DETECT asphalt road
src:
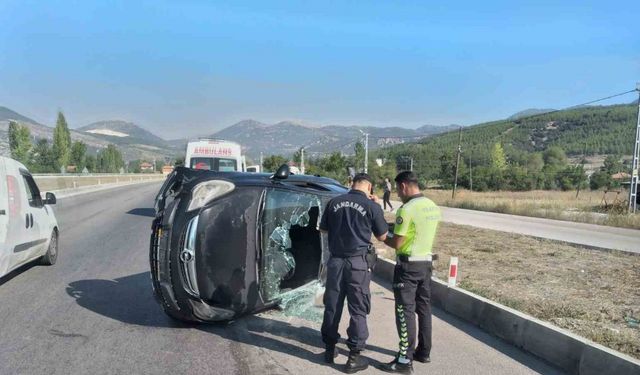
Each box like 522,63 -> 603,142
384,199 -> 640,254
439,206 -> 640,254
0,183 -> 564,374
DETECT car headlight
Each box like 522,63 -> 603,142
187,180 -> 235,212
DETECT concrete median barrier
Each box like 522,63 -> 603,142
34,174 -> 166,198
374,257 -> 640,375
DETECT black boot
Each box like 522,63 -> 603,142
413,350 -> 430,363
324,345 -> 338,364
344,351 -> 368,374
379,356 -> 413,374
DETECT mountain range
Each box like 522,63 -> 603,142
192,120 -> 459,160
0,106 -> 458,162
5,103 -> 618,165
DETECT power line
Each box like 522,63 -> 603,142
380,89 -> 640,144
509,89 -> 638,124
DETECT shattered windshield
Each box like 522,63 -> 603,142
260,189 -> 324,303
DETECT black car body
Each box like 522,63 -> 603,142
150,166 -> 348,322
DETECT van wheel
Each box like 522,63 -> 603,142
40,230 -> 58,266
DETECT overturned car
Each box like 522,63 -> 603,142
150,165 -> 348,322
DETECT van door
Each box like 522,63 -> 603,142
3,162 -> 31,273
12,171 -> 48,263
0,158 -> 10,275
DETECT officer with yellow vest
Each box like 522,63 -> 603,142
381,171 -> 441,374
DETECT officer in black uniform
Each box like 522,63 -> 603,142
319,173 -> 388,373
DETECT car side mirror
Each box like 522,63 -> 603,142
272,164 -> 290,180
45,192 -> 57,205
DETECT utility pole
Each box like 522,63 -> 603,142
576,142 -> 587,199
469,156 -> 473,192
364,132 -> 369,174
452,126 -> 463,199
260,152 -> 264,172
628,83 -> 640,213
410,157 -> 414,172
300,148 -> 305,175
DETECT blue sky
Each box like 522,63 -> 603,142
0,0 -> 638,139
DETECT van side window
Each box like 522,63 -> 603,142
21,173 -> 43,208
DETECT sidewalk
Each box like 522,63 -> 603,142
230,279 -> 563,374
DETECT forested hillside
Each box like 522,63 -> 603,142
374,103 -> 638,191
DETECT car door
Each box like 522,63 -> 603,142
259,188 -> 325,302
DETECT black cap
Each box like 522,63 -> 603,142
353,173 -> 372,184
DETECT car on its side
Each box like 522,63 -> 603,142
150,165 -> 348,322
0,156 -> 59,279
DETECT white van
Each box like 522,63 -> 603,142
0,156 -> 59,279
185,139 -> 245,172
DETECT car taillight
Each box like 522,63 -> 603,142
7,176 -> 20,217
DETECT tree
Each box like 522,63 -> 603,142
590,170 -> 613,190
129,160 -> 141,173
85,155 -> 96,173
602,155 -> 623,175
543,146 -> 567,169
558,165 -> 587,191
490,143 -> 507,171
8,121 -> 32,165
368,161 -> 398,192
52,111 -> 72,169
526,153 -> 544,172
323,152 -> 347,174
97,145 -> 124,173
262,155 -> 287,172
30,139 -> 56,173
69,141 -> 87,171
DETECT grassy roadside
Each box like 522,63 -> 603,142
375,215 -> 640,359
389,189 -> 640,230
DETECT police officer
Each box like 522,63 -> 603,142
381,171 -> 441,374
319,173 -> 388,373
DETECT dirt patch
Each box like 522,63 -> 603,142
375,213 -> 640,359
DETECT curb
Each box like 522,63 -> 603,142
373,257 -> 640,375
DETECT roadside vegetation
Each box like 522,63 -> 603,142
375,217 -> 640,360
8,112 -> 126,173
416,189 -> 640,230
377,103 -> 637,192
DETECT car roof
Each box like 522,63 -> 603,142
0,156 -> 28,171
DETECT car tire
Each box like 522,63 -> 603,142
40,230 -> 58,266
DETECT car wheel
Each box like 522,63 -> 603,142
40,230 -> 58,266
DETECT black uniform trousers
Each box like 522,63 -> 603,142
321,254 -> 372,352
393,260 -> 432,360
